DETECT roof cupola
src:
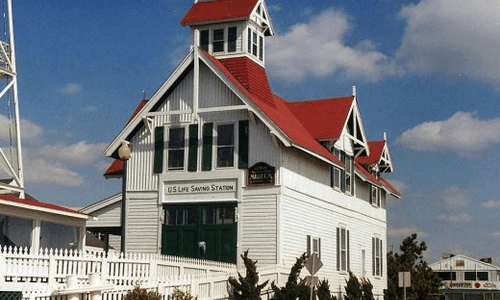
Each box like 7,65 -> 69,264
181,0 -> 274,67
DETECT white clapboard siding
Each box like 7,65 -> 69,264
240,193 -> 278,265
86,201 -> 121,228
280,188 -> 387,296
199,63 -> 241,109
127,70 -> 194,191
248,117 -> 281,175
126,192 -> 160,253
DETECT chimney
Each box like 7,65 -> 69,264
480,258 -> 493,264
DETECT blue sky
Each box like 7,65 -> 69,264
2,0 -> 500,263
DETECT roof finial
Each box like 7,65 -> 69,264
352,85 -> 356,97
383,132 -> 387,141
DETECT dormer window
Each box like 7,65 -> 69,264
200,30 -> 209,51
198,26 -> 239,54
213,29 -> 225,52
228,27 -> 237,52
247,28 -> 264,61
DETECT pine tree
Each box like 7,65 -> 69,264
384,233 -> 441,300
271,253 -> 310,300
361,278 -> 374,300
228,250 -> 269,300
317,279 -> 336,300
344,271 -> 362,300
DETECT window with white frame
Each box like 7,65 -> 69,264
168,127 -> 185,170
216,124 -> 235,168
228,27 -> 237,53
331,167 -> 341,190
200,29 -> 209,51
371,185 -> 380,207
307,235 -> 321,259
247,28 -> 263,61
344,154 -> 353,195
337,227 -> 350,272
213,28 -> 225,52
373,237 -> 383,276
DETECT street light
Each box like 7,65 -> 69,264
118,141 -> 131,253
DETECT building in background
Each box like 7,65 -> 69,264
88,0 -> 400,297
431,254 -> 500,299
0,194 -> 89,253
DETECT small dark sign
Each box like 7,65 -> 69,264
248,162 -> 275,186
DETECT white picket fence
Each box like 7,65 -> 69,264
0,246 -> 288,300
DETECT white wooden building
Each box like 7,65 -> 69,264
0,194 -> 89,253
431,254 -> 500,292
93,0 -> 400,296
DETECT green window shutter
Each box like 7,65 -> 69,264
318,238 -> 321,260
347,230 -> 350,270
154,126 -> 164,173
336,227 -> 340,271
372,237 -> 376,276
238,120 -> 249,169
188,124 -> 198,172
307,235 -> 311,257
380,239 -> 383,276
202,123 -> 213,171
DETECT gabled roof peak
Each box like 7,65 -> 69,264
182,0 -> 260,26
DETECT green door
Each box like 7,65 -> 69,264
161,203 -> 237,263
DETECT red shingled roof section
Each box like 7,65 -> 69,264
104,159 -> 124,177
182,0 -> 258,26
357,141 -> 385,166
104,100 -> 148,177
219,57 -> 275,108
286,97 -> 353,141
380,177 -> 402,198
0,194 -> 86,216
204,53 -> 342,166
354,161 -> 401,197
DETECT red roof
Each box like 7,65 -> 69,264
203,52 -> 343,166
0,194 -> 87,216
182,0 -> 259,26
287,97 -> 353,141
354,162 -> 401,198
104,159 -> 124,177
380,177 -> 401,198
357,140 -> 385,166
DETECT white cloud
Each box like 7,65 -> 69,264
388,227 -> 428,240
440,185 -> 470,209
389,179 -> 409,195
481,200 -> 500,210
59,83 -> 82,96
436,213 -> 471,223
23,157 -> 84,187
20,141 -> 108,187
34,141 -> 107,165
0,113 -> 43,142
266,9 -> 398,82
396,0 -> 500,83
396,112 -> 500,152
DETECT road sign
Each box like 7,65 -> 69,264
305,276 -> 319,286
399,272 -> 411,287
305,253 -> 323,275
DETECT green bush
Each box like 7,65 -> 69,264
228,250 -> 269,300
171,288 -> 198,300
123,286 -> 162,300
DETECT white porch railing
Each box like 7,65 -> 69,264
0,246 -> 288,300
